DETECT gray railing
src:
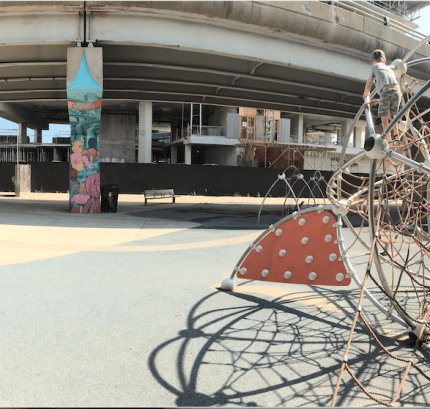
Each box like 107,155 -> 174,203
333,1 -> 426,41
190,125 -> 226,137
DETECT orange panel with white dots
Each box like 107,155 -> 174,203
237,211 -> 350,286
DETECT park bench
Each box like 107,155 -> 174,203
144,188 -> 176,205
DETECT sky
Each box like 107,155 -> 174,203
416,5 -> 430,35
1,5 -> 430,143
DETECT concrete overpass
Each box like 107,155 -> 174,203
0,1 -> 430,165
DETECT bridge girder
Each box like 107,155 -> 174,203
0,1 -> 429,126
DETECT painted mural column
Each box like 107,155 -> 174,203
67,47 -> 103,213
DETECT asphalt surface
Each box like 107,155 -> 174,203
0,192 -> 429,407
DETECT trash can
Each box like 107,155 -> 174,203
101,184 -> 120,213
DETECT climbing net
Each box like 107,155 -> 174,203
223,37 -> 430,407
328,51 -> 430,406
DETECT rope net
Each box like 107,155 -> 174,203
330,78 -> 430,406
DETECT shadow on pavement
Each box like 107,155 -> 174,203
0,196 -> 284,230
128,204 -> 283,230
148,283 -> 430,407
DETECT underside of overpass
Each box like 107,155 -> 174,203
1,1 -> 430,165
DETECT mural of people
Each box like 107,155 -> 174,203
71,139 -> 93,195
82,137 -> 100,160
70,172 -> 101,213
67,48 -> 103,213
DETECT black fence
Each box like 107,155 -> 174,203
0,162 -> 369,198
0,163 -> 15,192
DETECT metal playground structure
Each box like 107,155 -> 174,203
222,36 -> 430,406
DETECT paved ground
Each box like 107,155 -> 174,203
0,192 -> 429,407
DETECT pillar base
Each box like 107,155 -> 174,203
14,164 -> 31,197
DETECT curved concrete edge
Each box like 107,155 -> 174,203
2,1 -> 430,68
86,1 -> 430,72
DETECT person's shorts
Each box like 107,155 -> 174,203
378,88 -> 401,117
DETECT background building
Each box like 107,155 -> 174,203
1,1 -> 430,193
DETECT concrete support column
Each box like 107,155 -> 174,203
14,164 -> 31,197
185,144 -> 192,165
171,144 -> 178,164
18,123 -> 27,144
53,147 -> 60,162
35,129 -> 42,144
340,121 -> 352,146
354,127 -> 364,148
171,118 -> 181,143
67,46 -> 103,213
324,132 -> 331,145
138,101 -> 152,163
297,114 -> 304,144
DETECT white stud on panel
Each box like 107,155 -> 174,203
329,253 -> 337,262
309,272 -> 317,281
240,267 -> 247,275
336,273 -> 344,282
322,216 -> 330,224
233,210 -> 350,287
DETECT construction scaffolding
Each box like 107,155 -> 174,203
368,0 -> 430,19
236,139 -> 337,170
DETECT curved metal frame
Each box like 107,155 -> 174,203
327,47 -> 430,331
257,166 -> 320,224
228,35 -> 430,337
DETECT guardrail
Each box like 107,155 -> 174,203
333,1 -> 426,41
190,125 -> 226,137
0,130 -> 18,145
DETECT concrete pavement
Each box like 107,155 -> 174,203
0,192 -> 428,407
